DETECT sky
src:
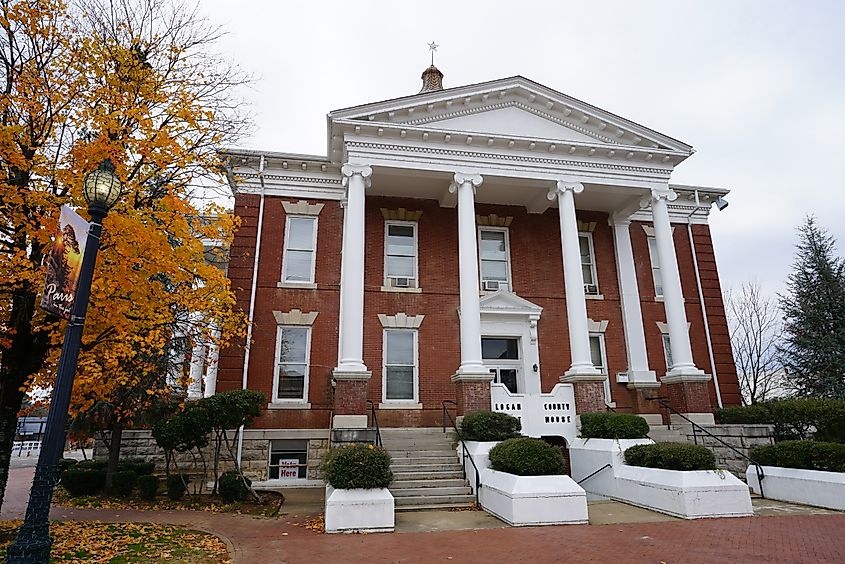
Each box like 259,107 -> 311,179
198,0 -> 845,298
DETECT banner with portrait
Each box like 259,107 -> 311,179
40,205 -> 89,319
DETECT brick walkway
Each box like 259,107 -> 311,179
6,468 -> 845,563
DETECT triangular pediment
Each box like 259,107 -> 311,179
479,290 -> 543,317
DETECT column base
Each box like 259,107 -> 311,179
627,380 -> 662,418
332,369 -> 372,416
560,374 -> 608,414
451,370 -> 493,416
661,372 -> 713,422
563,364 -> 602,378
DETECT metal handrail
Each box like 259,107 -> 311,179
656,397 -> 765,498
441,401 -> 481,505
577,463 -> 612,485
366,400 -> 382,448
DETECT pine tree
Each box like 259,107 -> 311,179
778,217 -> 845,399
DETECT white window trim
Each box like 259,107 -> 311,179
478,226 -> 513,292
271,325 -> 312,406
383,220 -> 419,289
589,332 -> 613,406
281,215 -> 318,285
381,328 -> 420,406
579,232 -> 600,296
646,235 -> 663,299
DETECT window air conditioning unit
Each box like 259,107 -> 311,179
616,372 -> 629,384
585,284 -> 598,295
392,277 -> 411,288
482,280 -> 500,292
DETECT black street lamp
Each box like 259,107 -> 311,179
6,160 -> 122,563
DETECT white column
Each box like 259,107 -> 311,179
187,341 -> 205,399
551,181 -> 600,377
451,172 -> 488,376
204,327 -> 220,397
334,164 -> 372,376
611,216 -> 657,383
649,187 -> 705,377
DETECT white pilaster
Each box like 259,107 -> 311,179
648,187 -> 706,378
187,341 -> 205,399
451,172 -> 489,378
611,216 -> 657,384
334,164 -> 372,376
551,181 -> 601,378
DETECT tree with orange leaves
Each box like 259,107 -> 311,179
0,0 -> 249,507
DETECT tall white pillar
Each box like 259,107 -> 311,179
451,172 -> 488,376
551,181 -> 600,377
610,216 -> 657,383
204,327 -> 220,397
334,164 -> 372,376
649,188 -> 705,377
187,341 -> 205,399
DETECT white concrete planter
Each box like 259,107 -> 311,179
479,469 -> 588,526
569,437 -> 653,499
324,486 -> 395,533
458,441 -> 498,493
615,465 -> 752,519
747,465 -> 845,511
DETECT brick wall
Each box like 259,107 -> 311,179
218,193 -> 741,429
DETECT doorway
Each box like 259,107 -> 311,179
482,337 -> 521,394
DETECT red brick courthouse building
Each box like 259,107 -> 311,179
215,69 -> 740,484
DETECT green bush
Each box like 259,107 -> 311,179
323,444 -> 393,489
75,459 -> 108,471
750,440 -> 845,472
60,468 -> 106,496
58,458 -> 78,473
624,442 -> 716,471
166,474 -> 190,500
716,398 -> 845,443
459,411 -> 522,442
579,412 -> 650,440
137,475 -> 160,501
118,458 -> 155,476
111,470 -> 137,497
218,471 -> 252,503
489,437 -> 565,476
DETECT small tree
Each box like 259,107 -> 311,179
152,401 -> 211,494
778,217 -> 845,399
726,281 -> 785,404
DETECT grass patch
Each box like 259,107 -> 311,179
0,520 -> 229,563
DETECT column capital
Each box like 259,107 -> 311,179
341,164 -> 373,187
644,186 -> 678,205
548,180 -> 584,200
451,172 -> 483,189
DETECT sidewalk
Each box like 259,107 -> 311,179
5,467 -> 845,563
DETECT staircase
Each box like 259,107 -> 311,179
648,424 -> 691,443
381,428 -> 475,511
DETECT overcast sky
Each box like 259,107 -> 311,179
199,0 -> 845,298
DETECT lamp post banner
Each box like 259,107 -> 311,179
40,205 -> 89,319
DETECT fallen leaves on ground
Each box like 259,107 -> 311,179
0,520 -> 230,563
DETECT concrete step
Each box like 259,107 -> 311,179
393,494 -> 476,507
390,478 -> 468,489
391,463 -> 463,473
390,450 -> 457,458
380,428 -> 455,437
393,470 -> 465,481
390,456 -> 459,465
390,486 -> 473,497
395,502 -> 476,512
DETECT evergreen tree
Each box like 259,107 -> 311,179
778,217 -> 845,399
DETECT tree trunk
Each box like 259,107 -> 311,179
0,400 -> 22,512
105,422 -> 123,492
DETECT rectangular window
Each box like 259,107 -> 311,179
282,216 -> 317,284
384,222 -> 418,286
482,337 -> 520,394
274,326 -> 310,401
383,329 -> 417,401
589,334 -> 612,404
579,233 -> 599,295
269,439 -> 308,479
479,228 -> 511,291
647,236 -> 663,297
662,333 -> 673,370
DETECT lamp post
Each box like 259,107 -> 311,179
6,160 -> 122,563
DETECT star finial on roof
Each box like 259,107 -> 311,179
427,41 -> 439,65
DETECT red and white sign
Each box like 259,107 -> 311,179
277,458 -> 300,479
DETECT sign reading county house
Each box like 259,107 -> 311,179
40,205 -> 89,319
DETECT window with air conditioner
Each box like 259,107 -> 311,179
579,233 -> 599,295
384,222 -> 418,288
479,228 -> 511,292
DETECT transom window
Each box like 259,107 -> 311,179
282,216 -> 317,284
647,236 -> 663,297
384,222 -> 418,287
589,333 -> 612,404
274,326 -> 310,401
383,329 -> 418,401
579,233 -> 599,295
479,228 -> 511,292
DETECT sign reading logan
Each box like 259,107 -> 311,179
40,205 -> 90,319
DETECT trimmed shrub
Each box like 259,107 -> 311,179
716,398 -> 845,443
60,468 -> 106,496
489,437 -> 565,476
579,412 -> 650,440
137,474 -> 160,501
166,474 -> 190,500
118,458 -> 155,476
624,442 -> 716,471
750,440 -> 845,473
75,459 -> 108,471
111,470 -> 138,497
218,471 -> 252,503
459,411 -> 522,442
323,444 -> 393,489
58,458 -> 78,473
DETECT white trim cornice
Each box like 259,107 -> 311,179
282,200 -> 324,216
378,313 -> 425,329
587,318 -> 609,333
273,309 -> 318,326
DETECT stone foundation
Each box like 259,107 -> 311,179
678,424 -> 775,478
